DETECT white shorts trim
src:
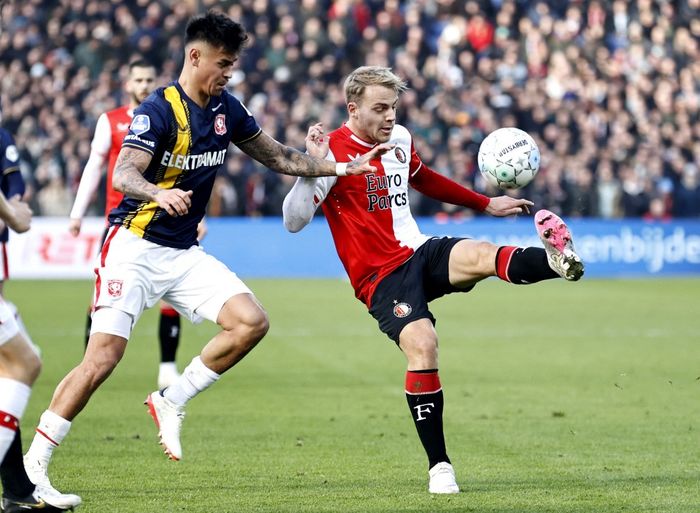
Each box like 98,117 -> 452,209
91,307 -> 134,339
93,227 -> 252,330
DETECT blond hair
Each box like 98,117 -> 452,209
343,66 -> 408,104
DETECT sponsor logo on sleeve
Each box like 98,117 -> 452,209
5,145 -> 18,162
130,114 -> 150,135
123,135 -> 155,148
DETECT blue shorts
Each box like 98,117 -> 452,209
368,237 -> 475,343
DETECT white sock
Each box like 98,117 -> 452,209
26,410 -> 72,465
159,362 -> 178,375
163,356 -> 219,407
0,377 -> 31,461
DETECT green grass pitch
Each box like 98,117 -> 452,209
5,278 -> 699,513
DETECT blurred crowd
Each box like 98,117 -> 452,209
0,0 -> 699,219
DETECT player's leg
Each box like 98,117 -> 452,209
368,247 -> 458,494
24,321 -> 129,496
0,335 -> 39,463
398,319 -> 459,494
144,251 -> 268,461
447,237 -> 569,289
1,426 -> 80,511
146,293 -> 268,461
157,302 -> 181,389
0,320 -> 81,509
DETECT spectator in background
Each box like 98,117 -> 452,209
673,164 -> 700,217
0,0 -> 698,220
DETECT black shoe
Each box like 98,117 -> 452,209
1,491 -> 73,512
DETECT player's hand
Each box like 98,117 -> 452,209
346,143 -> 395,176
196,218 -> 208,241
484,196 -> 533,217
155,189 -> 193,217
69,218 -> 82,236
305,123 -> 330,160
7,195 -> 32,233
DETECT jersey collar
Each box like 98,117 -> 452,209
173,81 -> 220,113
340,123 -> 377,148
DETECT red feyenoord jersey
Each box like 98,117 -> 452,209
103,105 -> 132,217
319,124 -> 430,306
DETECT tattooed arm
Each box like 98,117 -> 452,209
113,147 -> 192,216
237,131 -> 391,177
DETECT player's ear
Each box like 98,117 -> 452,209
188,46 -> 200,67
347,102 -> 358,119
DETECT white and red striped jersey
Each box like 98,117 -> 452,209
283,123 -> 490,305
70,105 -> 132,221
291,124 -> 431,305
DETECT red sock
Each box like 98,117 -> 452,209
405,370 -> 450,468
495,246 -> 558,284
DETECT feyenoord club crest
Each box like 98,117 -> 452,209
393,301 -> 412,318
107,279 -> 123,298
214,114 -> 226,135
394,147 -> 406,163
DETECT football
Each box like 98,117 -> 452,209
477,127 -> 540,190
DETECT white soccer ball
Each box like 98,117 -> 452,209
477,127 -> 540,190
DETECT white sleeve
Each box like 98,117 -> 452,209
282,175 -> 336,233
69,113 -> 111,219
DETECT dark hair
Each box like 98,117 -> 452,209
129,59 -> 155,71
185,11 -> 248,55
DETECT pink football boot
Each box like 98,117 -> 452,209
534,210 -> 584,281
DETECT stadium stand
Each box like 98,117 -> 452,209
0,0 -> 698,219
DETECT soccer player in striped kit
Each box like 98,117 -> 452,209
68,60 -> 185,389
24,13 -> 390,502
283,66 -> 584,494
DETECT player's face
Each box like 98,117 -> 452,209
126,66 -> 156,105
194,43 -> 238,97
348,85 -> 398,144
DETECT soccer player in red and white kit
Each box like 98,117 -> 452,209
283,66 -> 584,494
68,60 -> 183,389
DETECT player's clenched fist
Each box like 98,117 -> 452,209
155,188 -> 193,217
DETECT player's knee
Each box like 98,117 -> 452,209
242,309 -> 269,343
17,348 -> 41,385
399,321 -> 439,367
24,348 -> 42,383
472,240 -> 499,275
219,298 -> 269,343
408,338 -> 438,360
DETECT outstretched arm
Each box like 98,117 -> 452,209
237,131 -> 390,178
410,166 -> 532,216
69,113 -> 111,235
113,147 -> 192,217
